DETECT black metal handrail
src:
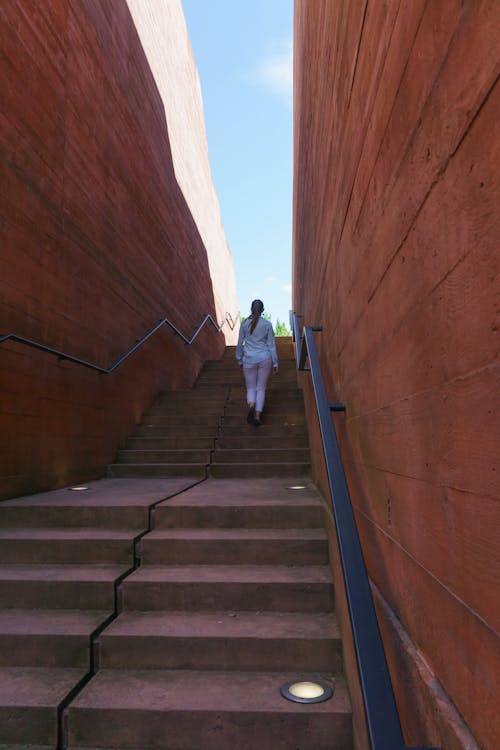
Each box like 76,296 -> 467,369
0,311 -> 237,374
290,311 -> 440,750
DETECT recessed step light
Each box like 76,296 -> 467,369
280,679 -> 334,704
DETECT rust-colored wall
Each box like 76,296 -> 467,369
0,0 -> 236,500
293,2 -> 499,749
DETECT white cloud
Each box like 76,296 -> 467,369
282,282 -> 292,294
256,38 -> 293,104
265,275 -> 277,283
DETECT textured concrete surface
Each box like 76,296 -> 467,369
0,667 -> 85,744
0,478 -> 199,527
0,475 -> 213,745
125,0 -> 238,334
0,528 -> 136,564
0,453 -> 350,747
99,609 -> 341,671
0,350 -> 352,748
293,1 -> 499,748
110,341 -> 311,479
140,527 -> 328,565
121,563 -> 333,612
0,564 -> 125,610
0,0 -> 237,500
0,610 -> 108,667
68,669 -> 351,750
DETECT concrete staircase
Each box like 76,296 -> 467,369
0,478 -> 197,749
0,339 -> 353,749
109,340 -> 311,479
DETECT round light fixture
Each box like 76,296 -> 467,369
280,679 -> 334,704
286,485 -> 307,490
68,486 -> 89,491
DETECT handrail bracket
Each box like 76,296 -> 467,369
329,402 -> 346,412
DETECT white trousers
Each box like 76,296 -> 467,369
243,358 -> 273,412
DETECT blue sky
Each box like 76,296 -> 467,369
181,0 -> 293,328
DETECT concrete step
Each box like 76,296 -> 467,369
157,386 -> 230,397
140,414 -> 220,426
66,669 -> 351,750
213,448 -> 310,464
150,403 -> 225,415
0,609 -> 108,667
150,394 -> 225,404
143,402 -> 225,424
0,564 -> 125,609
221,418 -> 305,429
98,610 -> 341,671
139,528 -> 327,565
133,424 -> 217,437
223,414 -> 305,426
121,564 -> 333,612
226,402 -> 305,414
197,377 -> 298,387
203,390 -> 302,406
0,529 -> 137,564
202,362 -> 298,374
127,436 -> 215,450
209,462 -> 311,478
108,464 -> 207,479
0,502 -> 148,530
154,503 -> 323,530
116,450 -> 211,465
154,390 -> 229,401
152,478 -> 324,529
0,478 -> 197,529
0,745 -> 53,750
147,405 -> 223,416
215,435 -> 308,449
220,424 -> 308,438
0,667 -> 86,745
225,401 -> 305,415
201,372 -> 298,383
197,369 -> 297,378
227,389 -> 303,401
227,387 -> 304,400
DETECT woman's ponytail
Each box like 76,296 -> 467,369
249,299 -> 264,334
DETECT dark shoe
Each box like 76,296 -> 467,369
246,406 -> 255,424
253,417 -> 262,427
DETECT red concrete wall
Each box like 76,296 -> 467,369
0,0 -> 229,500
293,2 -> 499,749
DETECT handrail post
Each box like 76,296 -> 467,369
291,312 -> 310,372
291,312 -> 302,367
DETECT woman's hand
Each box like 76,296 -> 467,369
273,365 -> 278,374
